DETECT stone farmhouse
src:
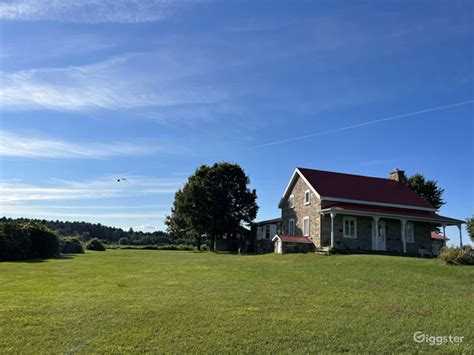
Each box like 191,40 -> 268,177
262,167 -> 464,255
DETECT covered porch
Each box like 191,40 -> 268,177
320,203 -> 465,255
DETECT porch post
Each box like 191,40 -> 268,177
442,224 -> 446,239
458,224 -> 463,248
400,218 -> 407,253
330,212 -> 336,248
373,216 -> 380,250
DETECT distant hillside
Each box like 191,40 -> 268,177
0,217 -> 177,245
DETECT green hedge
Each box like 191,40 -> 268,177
86,238 -> 106,251
0,222 -> 60,261
61,237 -> 84,254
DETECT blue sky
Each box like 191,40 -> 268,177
0,0 -> 472,245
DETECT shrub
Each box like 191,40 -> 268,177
86,238 -> 106,251
155,244 -> 194,251
0,223 -> 32,261
22,222 -> 60,259
61,237 -> 84,254
0,222 -> 60,261
201,243 -> 209,251
118,237 -> 130,245
438,246 -> 474,265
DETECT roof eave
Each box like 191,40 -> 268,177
320,196 -> 436,212
320,207 -> 464,225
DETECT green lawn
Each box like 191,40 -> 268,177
0,250 -> 472,353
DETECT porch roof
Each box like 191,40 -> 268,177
320,203 -> 464,225
431,232 -> 450,241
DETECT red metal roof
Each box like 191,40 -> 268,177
298,168 -> 434,209
431,232 -> 450,241
276,235 -> 314,244
321,203 -> 464,225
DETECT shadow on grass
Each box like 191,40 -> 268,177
7,254 -> 76,263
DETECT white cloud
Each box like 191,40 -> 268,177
133,224 -> 157,232
0,52 -> 223,111
3,209 -> 166,220
0,130 -> 159,158
0,175 -> 183,203
0,0 -> 175,24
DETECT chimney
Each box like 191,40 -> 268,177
388,168 -> 406,183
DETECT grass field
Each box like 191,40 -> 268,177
0,250 -> 472,353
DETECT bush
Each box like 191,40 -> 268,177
438,246 -> 474,265
0,223 -> 32,261
156,244 -> 195,251
23,222 -> 60,259
118,237 -> 130,245
0,222 -> 60,261
86,238 -> 106,251
61,237 -> 84,254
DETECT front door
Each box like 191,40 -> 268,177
373,220 -> 386,251
274,240 -> 282,254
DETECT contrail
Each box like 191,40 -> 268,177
251,99 -> 474,149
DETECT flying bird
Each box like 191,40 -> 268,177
117,178 -> 127,182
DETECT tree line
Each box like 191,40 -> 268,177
0,217 -> 174,245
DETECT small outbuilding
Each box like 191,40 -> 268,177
431,232 -> 449,256
272,234 -> 315,254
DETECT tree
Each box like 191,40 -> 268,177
405,173 -> 445,211
166,162 -> 258,251
118,237 -> 130,245
466,216 -> 474,243
86,238 -> 105,251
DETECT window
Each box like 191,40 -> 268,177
303,216 -> 310,236
288,219 -> 295,235
288,194 -> 294,208
265,226 -> 271,239
343,217 -> 357,238
405,222 -> 414,243
304,190 -> 311,205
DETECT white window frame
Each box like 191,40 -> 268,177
304,190 -> 311,205
405,222 -> 414,243
288,218 -> 295,235
288,194 -> 295,208
303,216 -> 310,236
343,217 -> 357,239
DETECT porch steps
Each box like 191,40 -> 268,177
315,247 -> 331,255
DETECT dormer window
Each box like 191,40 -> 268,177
288,194 -> 294,208
304,190 -> 310,205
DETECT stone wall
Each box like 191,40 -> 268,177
407,222 -> 433,253
320,212 -> 433,254
283,242 -> 315,254
281,175 -> 321,247
320,214 -> 373,250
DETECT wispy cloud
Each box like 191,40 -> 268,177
0,0 -> 176,24
0,130 -> 160,158
3,209 -> 166,220
133,224 -> 158,232
0,175 -> 183,203
251,100 -> 474,149
0,52 -> 223,111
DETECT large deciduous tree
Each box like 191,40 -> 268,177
165,162 -> 258,251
